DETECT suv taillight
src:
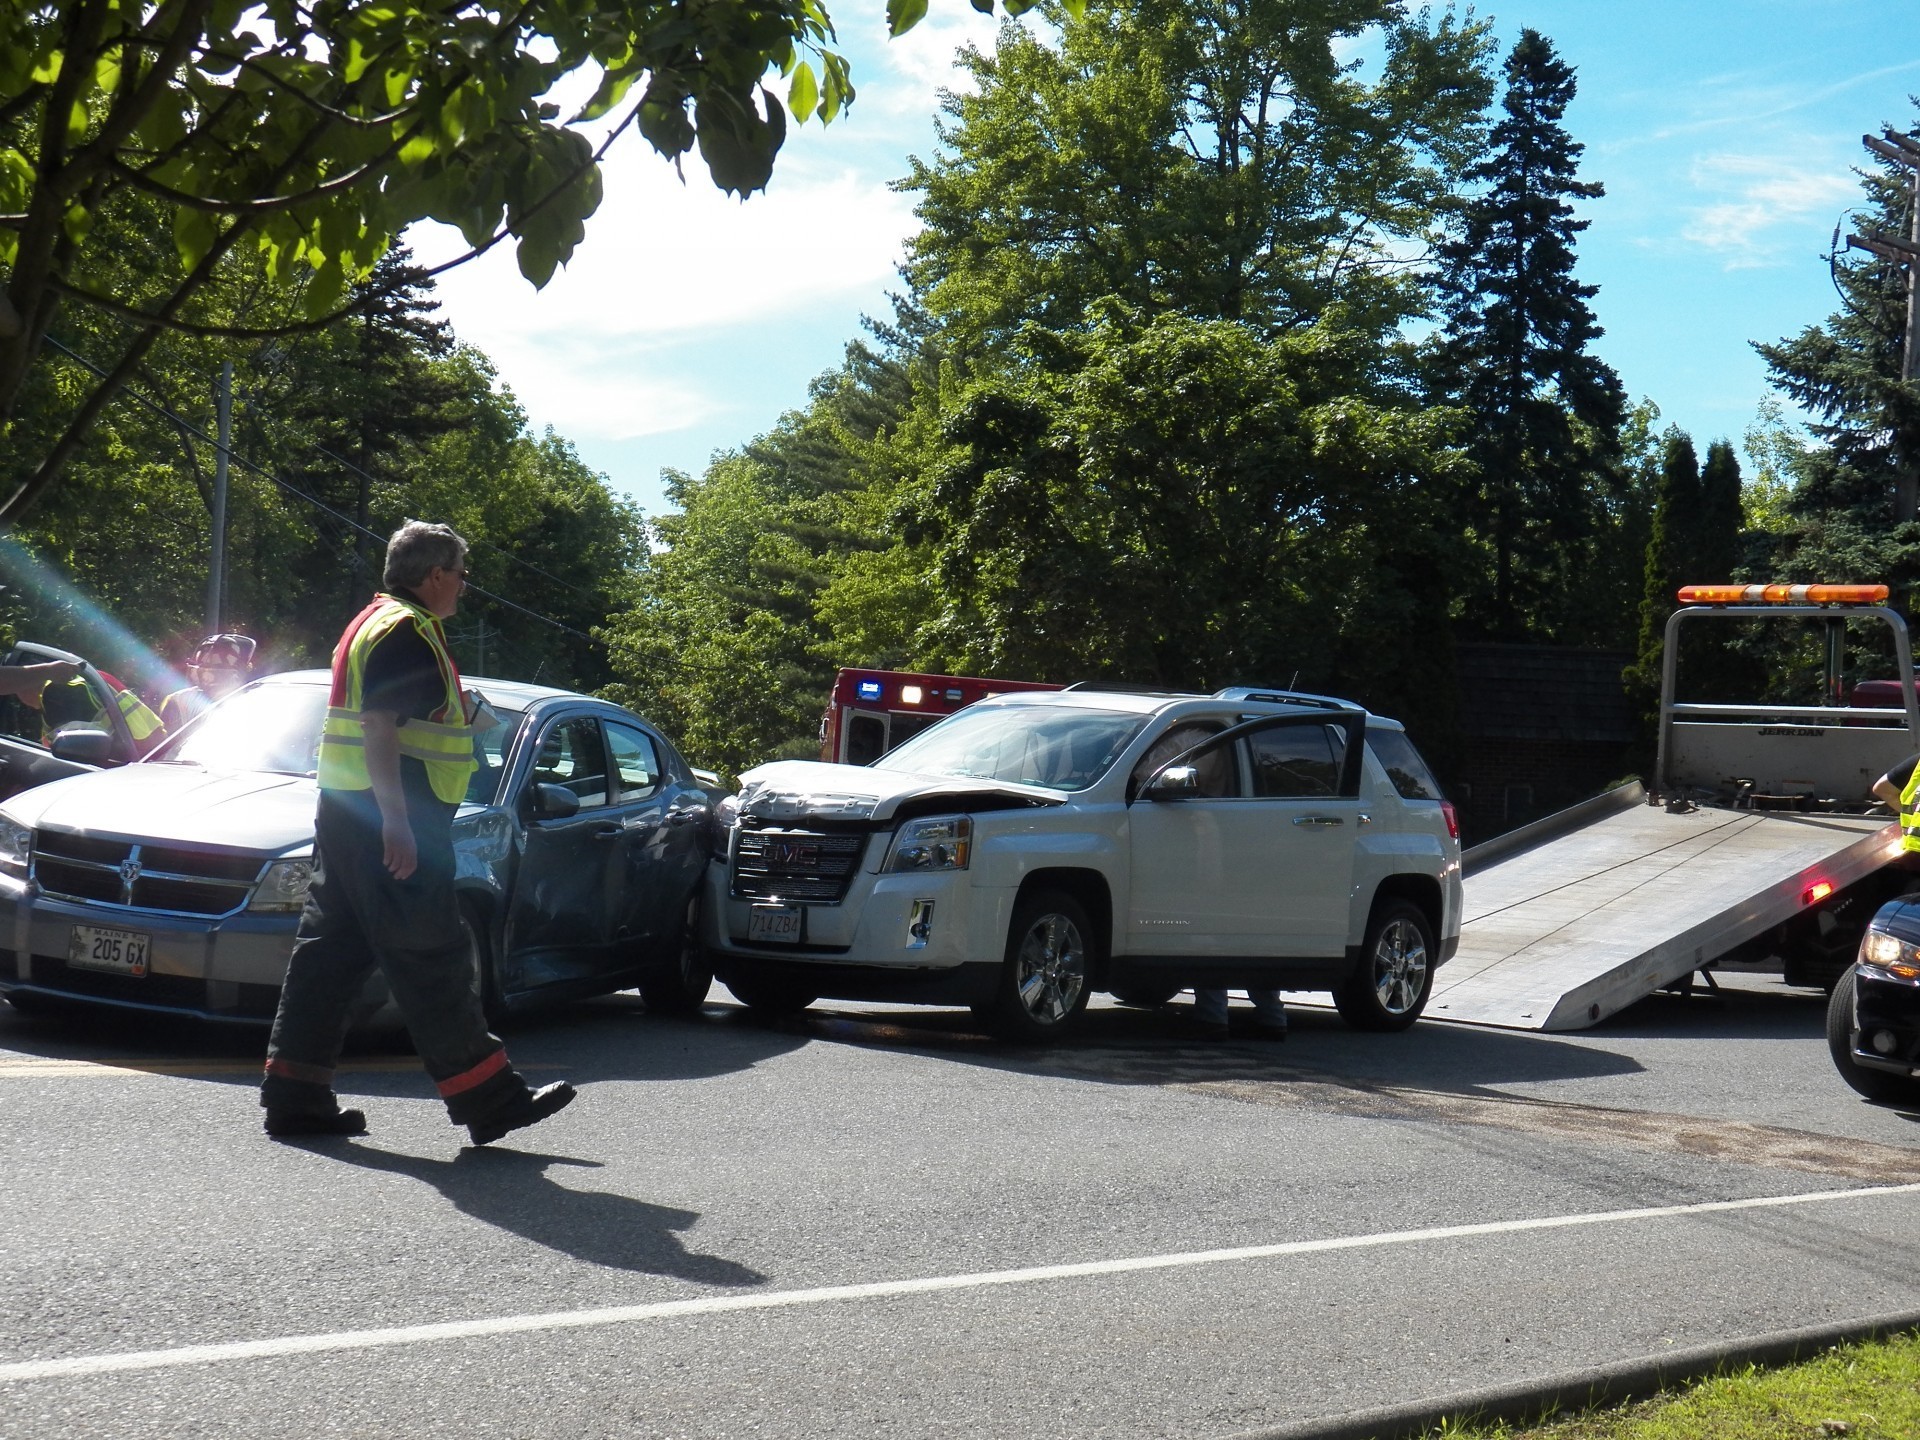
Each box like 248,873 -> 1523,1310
1440,800 -> 1459,840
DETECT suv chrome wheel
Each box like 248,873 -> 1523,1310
1334,898 -> 1434,1032
977,889 -> 1096,1041
1016,911 -> 1086,1023
1371,916 -> 1429,1016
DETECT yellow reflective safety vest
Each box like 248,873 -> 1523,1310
113,684 -> 165,744
316,594 -> 477,805
39,675 -> 163,747
1901,765 -> 1920,855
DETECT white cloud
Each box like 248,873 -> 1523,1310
1678,153 -> 1857,270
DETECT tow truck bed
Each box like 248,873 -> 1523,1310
1429,784 -> 1898,1031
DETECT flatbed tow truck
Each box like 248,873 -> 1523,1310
1431,585 -> 1920,1032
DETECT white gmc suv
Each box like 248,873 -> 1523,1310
702,686 -> 1462,1040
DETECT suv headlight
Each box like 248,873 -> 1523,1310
0,811 -> 29,878
885,816 -> 972,873
249,857 -> 315,913
1860,927 -> 1920,982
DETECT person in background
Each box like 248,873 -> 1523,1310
24,667 -> 168,757
1872,755 -> 1920,870
260,520 -> 575,1145
159,633 -> 257,731
1124,718 -> 1293,1042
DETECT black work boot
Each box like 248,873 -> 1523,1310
466,1081 -> 577,1147
264,1107 -> 368,1139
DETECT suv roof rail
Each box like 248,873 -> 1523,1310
1212,685 -> 1363,713
1060,681 -> 1207,697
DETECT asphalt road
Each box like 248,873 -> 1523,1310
2,975 -> 1917,1439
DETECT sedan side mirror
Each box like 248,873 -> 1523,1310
529,782 -> 580,821
1144,764 -> 1200,801
50,728 -> 116,767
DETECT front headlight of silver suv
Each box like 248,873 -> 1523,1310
0,810 -> 31,878
885,816 -> 972,873
249,857 -> 315,912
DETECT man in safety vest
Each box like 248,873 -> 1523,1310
260,520 -> 575,1143
28,669 -> 167,756
1872,756 -> 1920,865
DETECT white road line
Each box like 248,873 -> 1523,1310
6,1180 -> 1918,1384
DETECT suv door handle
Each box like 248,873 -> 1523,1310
666,808 -> 700,826
587,822 -> 622,840
1292,815 -> 1344,827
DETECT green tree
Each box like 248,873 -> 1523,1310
1431,28 -> 1624,640
0,197 -> 639,695
0,0 -> 1069,520
908,309 -> 1468,741
1624,429 -> 1702,715
902,0 -> 1494,357
1753,113 -> 1920,605
604,342 -> 917,776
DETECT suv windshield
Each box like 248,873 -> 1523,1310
876,704 -> 1147,791
154,683 -> 526,804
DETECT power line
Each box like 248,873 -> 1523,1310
38,334 -> 598,644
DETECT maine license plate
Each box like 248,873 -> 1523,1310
747,904 -> 804,945
68,924 -> 151,977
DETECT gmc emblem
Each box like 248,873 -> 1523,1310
769,842 -> 820,866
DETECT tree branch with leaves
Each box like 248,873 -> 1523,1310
0,0 -> 1074,522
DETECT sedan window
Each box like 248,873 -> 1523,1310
607,722 -> 661,801
530,717 -> 608,808
156,684 -> 330,775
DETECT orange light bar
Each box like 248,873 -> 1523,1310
1803,880 -> 1835,905
1677,583 -> 1889,606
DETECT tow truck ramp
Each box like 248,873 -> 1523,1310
1433,782 -> 1898,1032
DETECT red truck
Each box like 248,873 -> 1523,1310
819,668 -> 1059,764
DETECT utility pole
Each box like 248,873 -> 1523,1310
204,360 -> 232,633
1849,129 -> 1920,520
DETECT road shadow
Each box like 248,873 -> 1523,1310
1583,976 -> 1829,1041
309,1142 -> 767,1285
702,992 -> 1648,1101
0,991 -> 810,1092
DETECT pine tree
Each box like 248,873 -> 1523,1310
1625,430 -> 1703,711
1697,440 -> 1745,583
1754,111 -> 1920,602
1434,28 -> 1626,640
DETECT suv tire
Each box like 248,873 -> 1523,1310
976,888 -> 1095,1042
1335,898 -> 1433,1032
724,974 -> 817,1017
1827,967 -> 1920,1105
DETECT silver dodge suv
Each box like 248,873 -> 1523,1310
703,686 -> 1462,1039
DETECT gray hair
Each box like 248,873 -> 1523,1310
383,520 -> 467,592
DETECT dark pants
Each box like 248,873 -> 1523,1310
261,792 -> 524,1125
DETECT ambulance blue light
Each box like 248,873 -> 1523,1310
857,680 -> 883,701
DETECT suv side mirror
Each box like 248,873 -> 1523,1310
1144,764 -> 1200,801
50,729 -> 115,767
529,782 -> 580,821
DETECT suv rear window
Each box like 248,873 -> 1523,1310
1366,727 -> 1443,801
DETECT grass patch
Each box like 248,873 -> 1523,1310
1429,1330 -> 1920,1440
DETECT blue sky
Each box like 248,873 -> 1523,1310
412,2 -> 1920,520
